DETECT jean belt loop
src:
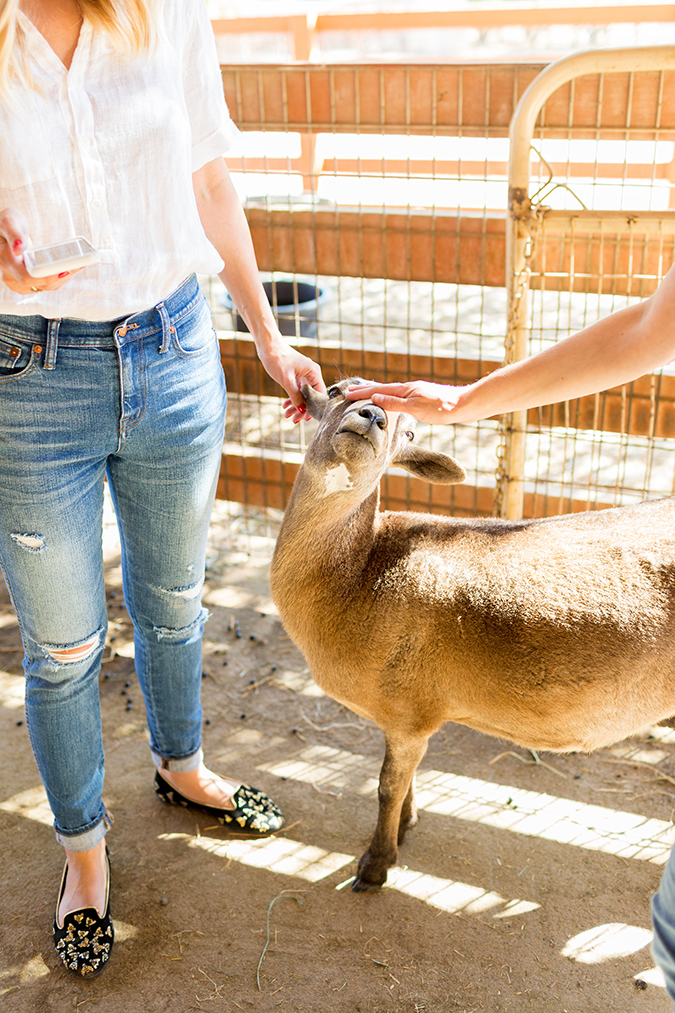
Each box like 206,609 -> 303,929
43,319 -> 61,370
157,301 -> 172,354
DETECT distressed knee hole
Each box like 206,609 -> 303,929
160,579 -> 203,600
152,608 -> 209,642
11,532 -> 46,552
44,636 -> 100,665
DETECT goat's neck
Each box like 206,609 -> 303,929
276,465 -> 381,565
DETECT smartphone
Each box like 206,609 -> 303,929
23,236 -> 100,278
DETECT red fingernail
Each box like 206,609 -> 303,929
12,240 -> 22,251
58,272 -> 70,278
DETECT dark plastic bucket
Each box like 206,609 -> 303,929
220,280 -> 329,340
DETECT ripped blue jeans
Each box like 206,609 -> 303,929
0,275 -> 226,851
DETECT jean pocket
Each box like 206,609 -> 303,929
0,335 -> 37,380
171,297 -> 216,358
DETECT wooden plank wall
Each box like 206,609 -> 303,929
222,63 -> 675,135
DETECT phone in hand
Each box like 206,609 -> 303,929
23,236 -> 100,278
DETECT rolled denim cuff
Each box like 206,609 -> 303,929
55,813 -> 110,852
151,747 -> 203,773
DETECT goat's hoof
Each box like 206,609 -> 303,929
351,876 -> 384,893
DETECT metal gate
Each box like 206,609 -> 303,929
502,46 -> 675,519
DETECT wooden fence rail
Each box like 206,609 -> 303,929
212,5 -> 675,62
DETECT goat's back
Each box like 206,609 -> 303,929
274,494 -> 675,752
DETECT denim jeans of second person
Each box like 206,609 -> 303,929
652,845 -> 675,1007
0,274 -> 227,851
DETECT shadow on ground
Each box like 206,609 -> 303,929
0,502 -> 673,1013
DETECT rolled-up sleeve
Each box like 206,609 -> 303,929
182,0 -> 241,171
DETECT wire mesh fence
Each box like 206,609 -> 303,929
206,63 -> 543,541
205,57 -> 675,546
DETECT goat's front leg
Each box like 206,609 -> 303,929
352,733 -> 428,892
398,778 -> 418,844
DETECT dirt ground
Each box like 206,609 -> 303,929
1,500 -> 675,1013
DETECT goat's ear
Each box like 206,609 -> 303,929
393,443 -> 467,485
300,384 -> 329,420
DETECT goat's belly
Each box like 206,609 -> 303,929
453,679 -> 675,753
455,713 -> 633,753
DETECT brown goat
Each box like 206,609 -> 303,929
270,377 -> 675,891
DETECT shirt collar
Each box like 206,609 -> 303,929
17,9 -> 92,79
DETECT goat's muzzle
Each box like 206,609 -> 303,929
357,404 -> 387,430
335,400 -> 388,454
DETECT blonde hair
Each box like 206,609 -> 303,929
0,1 -> 158,96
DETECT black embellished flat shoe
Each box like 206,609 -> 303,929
154,769 -> 284,835
53,847 -> 113,978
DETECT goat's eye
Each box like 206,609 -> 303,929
328,386 -> 342,399
406,430 -> 414,441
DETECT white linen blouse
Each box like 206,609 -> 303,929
0,0 -> 239,321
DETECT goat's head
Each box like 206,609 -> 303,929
301,378 -> 466,493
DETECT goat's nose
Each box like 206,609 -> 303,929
358,404 -> 387,430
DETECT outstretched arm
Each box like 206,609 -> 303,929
345,265 -> 675,425
193,157 -> 325,421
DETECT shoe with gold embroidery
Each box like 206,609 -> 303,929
154,769 -> 284,835
53,848 -> 113,977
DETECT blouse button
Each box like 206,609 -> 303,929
91,199 -> 102,210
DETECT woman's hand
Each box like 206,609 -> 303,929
0,208 -> 81,294
344,380 -> 466,424
258,342 -> 325,423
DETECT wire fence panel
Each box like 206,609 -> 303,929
209,62 -> 546,537
502,49 -> 675,520
207,55 -> 675,543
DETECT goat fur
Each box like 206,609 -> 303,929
270,378 -> 675,889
